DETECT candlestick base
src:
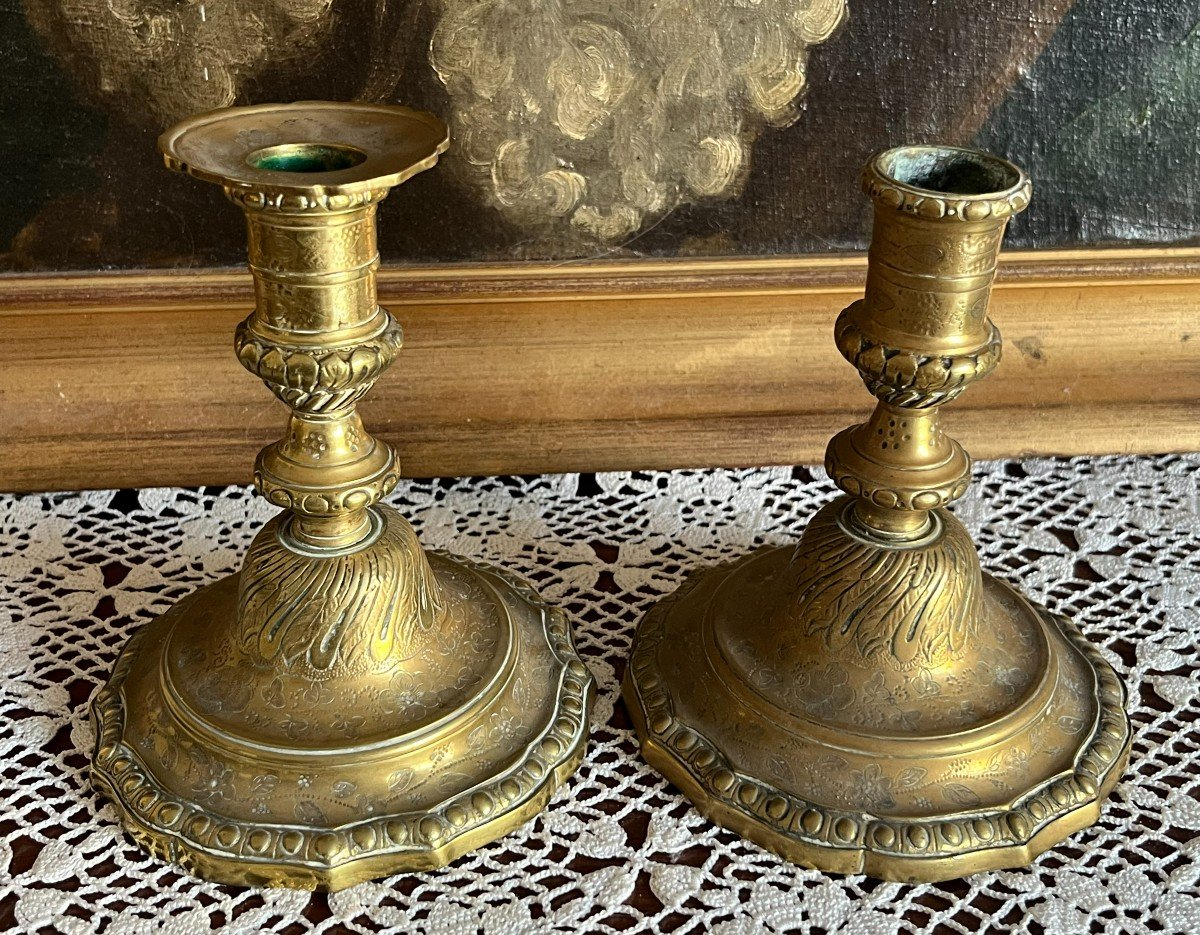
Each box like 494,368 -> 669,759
92,509 -> 592,891
624,500 -> 1129,882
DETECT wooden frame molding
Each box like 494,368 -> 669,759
2,248 -> 1197,492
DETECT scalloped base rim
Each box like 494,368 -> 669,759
91,740 -> 590,890
626,696 -> 1129,883
91,553 -> 594,891
624,550 -> 1131,883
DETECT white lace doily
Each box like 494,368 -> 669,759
1,456 -> 1198,934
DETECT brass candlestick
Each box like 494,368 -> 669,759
624,145 -> 1130,882
90,102 -> 593,890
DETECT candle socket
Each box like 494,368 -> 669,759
89,103 -> 593,890
624,145 -> 1130,881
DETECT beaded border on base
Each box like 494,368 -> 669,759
625,554 -> 1130,871
90,553 -> 594,886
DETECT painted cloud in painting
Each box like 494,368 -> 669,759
430,0 -> 846,242
23,0 -> 335,123
19,0 -> 844,252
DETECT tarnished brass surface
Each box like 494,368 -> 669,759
625,145 -> 1130,881
90,102 -> 593,890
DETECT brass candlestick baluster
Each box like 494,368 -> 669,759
90,102 -> 593,890
624,145 -> 1130,881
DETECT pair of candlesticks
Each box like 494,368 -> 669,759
89,102 -> 1130,890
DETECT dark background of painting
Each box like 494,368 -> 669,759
1,0 -> 1197,272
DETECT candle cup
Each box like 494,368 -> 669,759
90,102 -> 593,890
624,145 -> 1130,882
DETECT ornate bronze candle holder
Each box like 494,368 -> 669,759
624,145 -> 1130,881
90,102 -> 593,890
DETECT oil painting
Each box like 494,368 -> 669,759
0,0 -> 1196,271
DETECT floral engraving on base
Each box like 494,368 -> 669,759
627,556 -> 1130,869
90,556 -> 594,884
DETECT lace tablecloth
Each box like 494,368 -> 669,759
1,456 -> 1198,934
